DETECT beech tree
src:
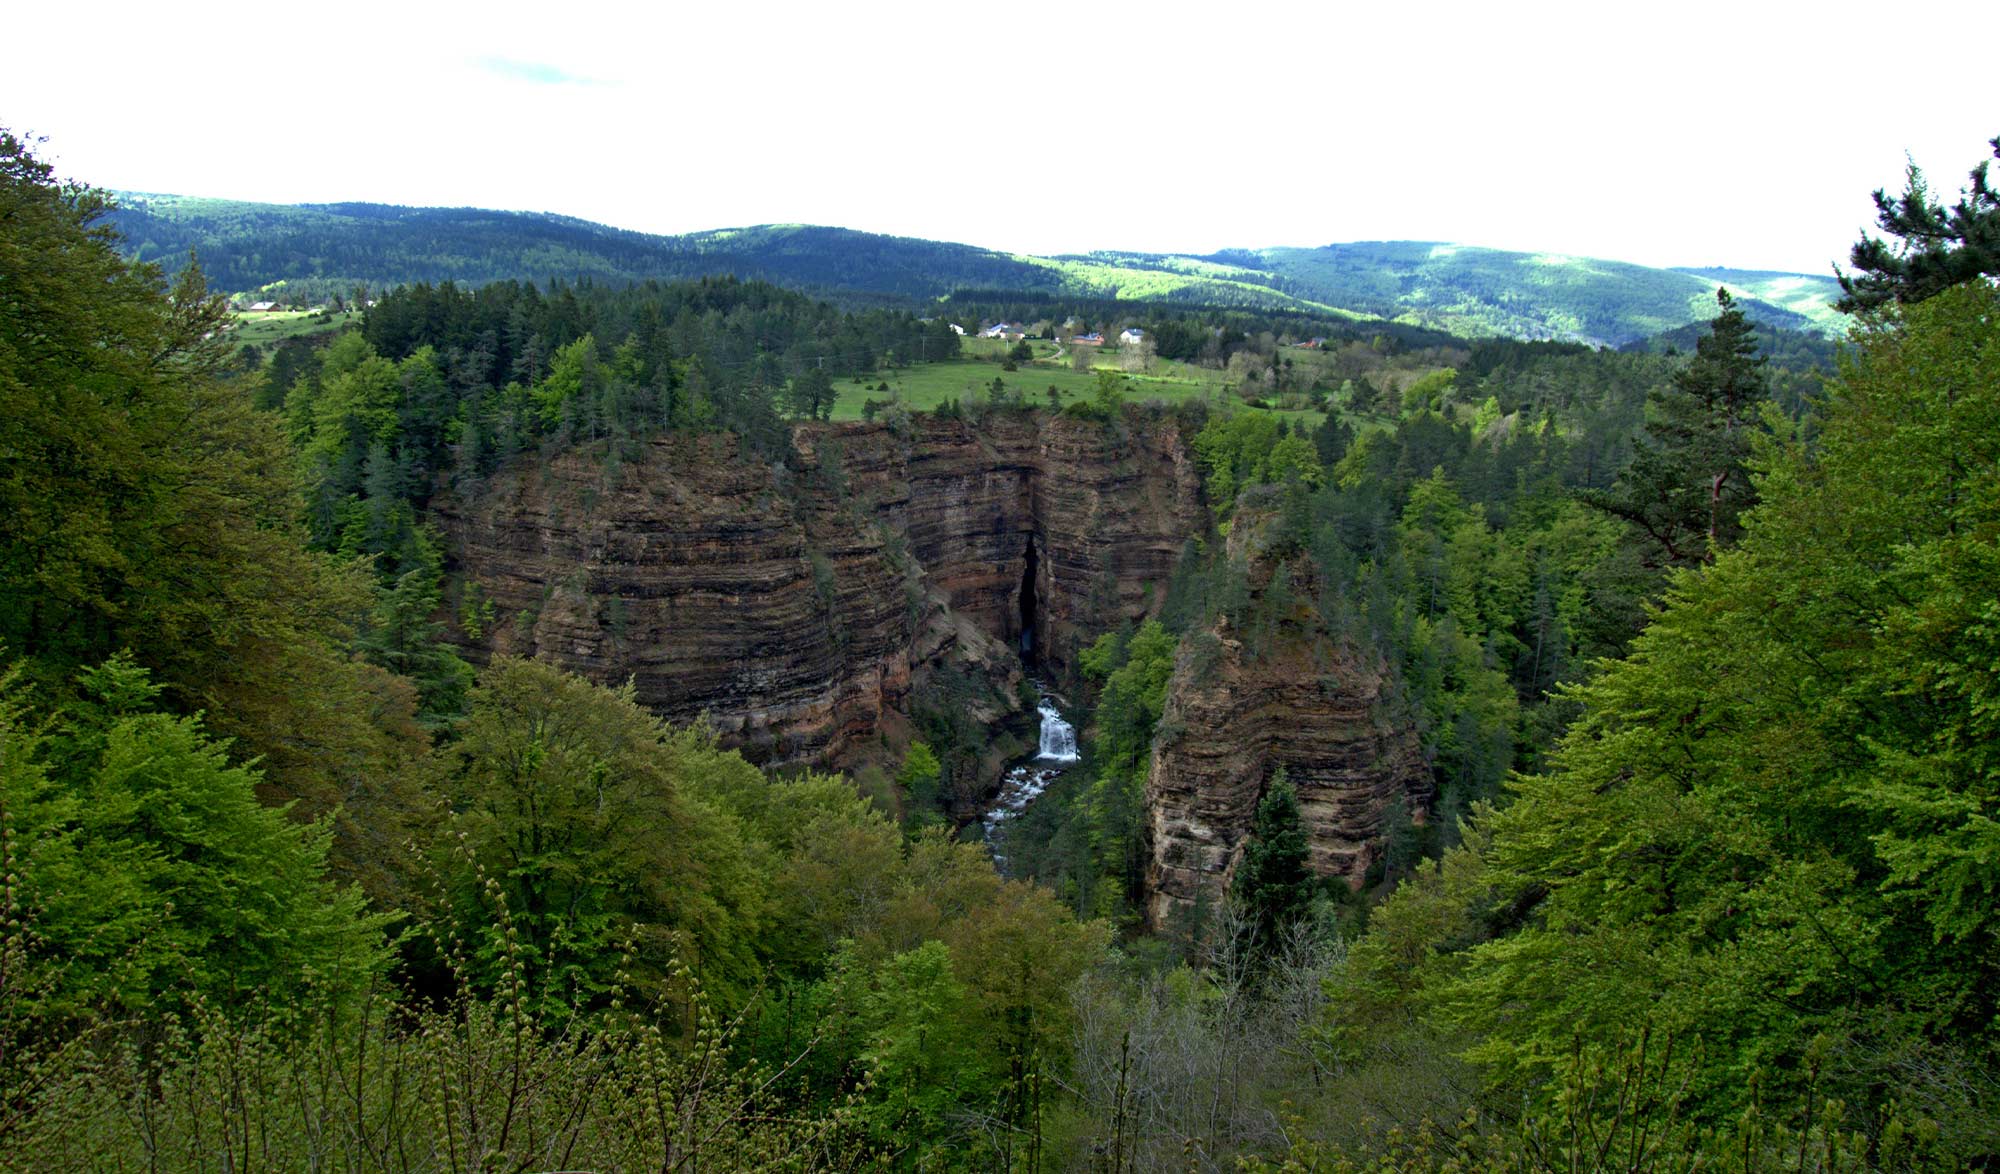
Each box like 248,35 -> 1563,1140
1429,282 -> 2000,1155
0,129 -> 430,894
1,656 -> 385,1023
432,657 -> 768,1017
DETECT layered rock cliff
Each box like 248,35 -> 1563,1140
431,408 -> 1205,776
1143,500 -> 1432,929
801,409 -> 1205,682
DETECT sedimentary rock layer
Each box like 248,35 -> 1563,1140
804,409 -> 1206,681
1143,512 -> 1432,929
431,408 -> 1205,770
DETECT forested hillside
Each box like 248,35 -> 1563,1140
109,196 -> 1053,305
6,124 -> 1999,1171
110,191 -> 1844,345
1227,241 -> 1846,340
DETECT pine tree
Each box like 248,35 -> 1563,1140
1838,135 -> 2000,313
1583,289 -> 1767,568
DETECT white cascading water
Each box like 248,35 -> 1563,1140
981,685 -> 1078,872
1036,697 -> 1080,762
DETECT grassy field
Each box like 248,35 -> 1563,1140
225,309 -> 357,348
828,353 -> 1226,421
827,347 -> 1335,429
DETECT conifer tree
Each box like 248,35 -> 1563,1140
1584,289 -> 1767,568
1838,134 -> 2000,312
1235,769 -> 1315,946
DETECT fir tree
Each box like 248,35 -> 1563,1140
1235,768 -> 1316,946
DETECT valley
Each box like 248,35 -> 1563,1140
6,118 -> 1999,1169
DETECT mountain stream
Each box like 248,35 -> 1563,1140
980,686 -> 1079,873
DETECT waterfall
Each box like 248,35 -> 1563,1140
1037,698 -> 1079,762
981,685 -> 1078,872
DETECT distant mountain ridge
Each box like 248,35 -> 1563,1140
107,193 -> 1848,346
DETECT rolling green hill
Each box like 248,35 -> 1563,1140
1176,242 -> 1849,342
108,197 -> 1054,303
1670,266 -> 1847,331
108,193 -> 1847,345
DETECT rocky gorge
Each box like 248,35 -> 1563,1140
430,408 -> 1205,769
431,406 -> 1432,921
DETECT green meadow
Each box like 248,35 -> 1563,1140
829,350 -> 1221,421
826,349 -> 1339,429
226,308 -> 358,348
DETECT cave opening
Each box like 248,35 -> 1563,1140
1018,538 -> 1040,664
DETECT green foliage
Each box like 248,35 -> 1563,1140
1838,134 -> 2000,313
787,364 -> 836,420
1093,369 -> 1128,416
1,131 -> 348,680
26,119 -> 1998,1170
894,740 -> 942,824
1583,290 -> 1771,568
355,528 -> 474,725
1373,283 -> 2000,1158
1019,622 -> 1180,920
531,332 -> 602,426
852,941 -> 987,1142
1235,770 -> 1317,945
1189,411 -> 1329,528
0,129 -> 430,898
2,957 -> 867,1170
1249,1025 -> 1941,1171
431,657 -> 765,1017
1089,620 -> 1178,768
0,657 -> 385,1025
1061,369 -> 1133,422
1400,368 -> 1457,415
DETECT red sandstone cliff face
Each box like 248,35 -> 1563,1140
432,411 -> 1430,913
802,409 -> 1206,682
430,408 -> 1205,776
1143,504 -> 1432,929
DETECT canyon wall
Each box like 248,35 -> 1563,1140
804,409 -> 1206,682
1143,500 -> 1433,928
433,409 -> 1428,917
431,408 -> 1205,773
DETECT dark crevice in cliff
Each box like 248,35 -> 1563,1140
1018,537 -> 1041,665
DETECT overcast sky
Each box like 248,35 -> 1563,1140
8,1 -> 1996,274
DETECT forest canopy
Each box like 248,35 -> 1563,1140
3,124 -> 1997,1169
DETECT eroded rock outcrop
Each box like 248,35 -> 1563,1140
1143,500 -> 1432,929
431,407 -> 1205,776
803,409 -> 1205,682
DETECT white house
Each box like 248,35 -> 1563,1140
981,322 -> 1025,341
1118,327 -> 1146,346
